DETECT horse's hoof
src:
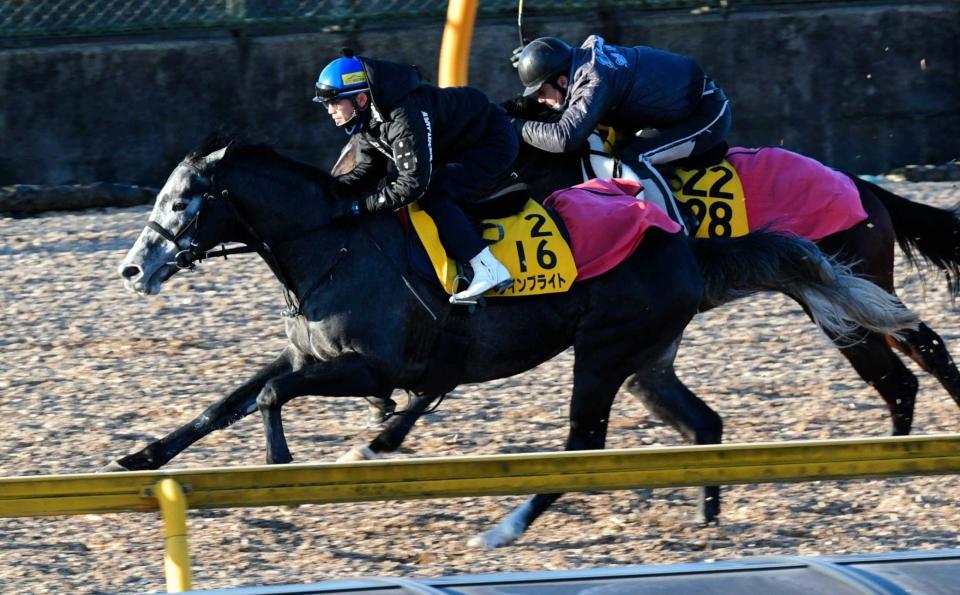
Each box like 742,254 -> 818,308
467,524 -> 522,549
696,509 -> 721,526
97,461 -> 131,473
336,445 -> 379,463
467,531 -> 509,550
467,533 -> 495,549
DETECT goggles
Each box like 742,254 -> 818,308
314,84 -> 367,107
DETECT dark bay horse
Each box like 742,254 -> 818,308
511,142 -> 960,432
329,135 -> 960,546
113,136 -> 914,548
458,142 -> 960,547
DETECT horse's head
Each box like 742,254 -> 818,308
119,135 -> 344,295
117,137 -> 248,294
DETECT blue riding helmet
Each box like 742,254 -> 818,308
314,53 -> 370,106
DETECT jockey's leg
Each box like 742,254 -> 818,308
618,82 -> 732,232
431,115 -> 519,303
633,158 -> 688,233
417,171 -> 512,303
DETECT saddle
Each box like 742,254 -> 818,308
406,188 -> 578,298
581,134 -> 867,241
582,131 -> 750,238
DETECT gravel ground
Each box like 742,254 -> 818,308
0,181 -> 958,593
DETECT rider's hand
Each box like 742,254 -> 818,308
331,199 -> 361,220
500,95 -> 528,117
510,45 -> 524,69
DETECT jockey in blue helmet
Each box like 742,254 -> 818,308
314,53 -> 371,136
315,49 -> 518,304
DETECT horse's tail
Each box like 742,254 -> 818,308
852,176 -> 960,296
691,231 -> 918,341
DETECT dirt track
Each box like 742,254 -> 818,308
1,180 -> 958,593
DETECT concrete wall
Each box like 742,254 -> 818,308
1,3 -> 957,186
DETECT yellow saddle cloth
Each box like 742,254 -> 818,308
667,159 -> 750,238
407,199 -> 578,297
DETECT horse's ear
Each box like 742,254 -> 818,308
204,146 -> 228,166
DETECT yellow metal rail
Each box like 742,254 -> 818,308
1,434 -> 959,591
2,435 -> 960,517
437,0 -> 477,86
155,478 -> 192,592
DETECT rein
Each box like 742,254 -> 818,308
145,164 -> 437,321
144,177 -> 305,317
359,223 -> 439,322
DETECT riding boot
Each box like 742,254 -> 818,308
451,247 -> 513,303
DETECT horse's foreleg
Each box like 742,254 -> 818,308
102,349 -> 296,471
624,364 -> 723,524
256,355 -> 384,465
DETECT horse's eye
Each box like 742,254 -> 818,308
172,201 -> 187,212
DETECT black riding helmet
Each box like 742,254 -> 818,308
518,37 -> 573,97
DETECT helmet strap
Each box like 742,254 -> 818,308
549,74 -> 570,111
342,99 -> 371,136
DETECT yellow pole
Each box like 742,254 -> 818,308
155,478 -> 192,593
437,0 -> 478,87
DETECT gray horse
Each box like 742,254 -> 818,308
112,135 -> 915,548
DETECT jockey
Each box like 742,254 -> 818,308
315,49 -> 516,303
509,36 -> 731,227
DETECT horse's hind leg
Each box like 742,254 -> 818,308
827,328 -> 918,435
337,392 -> 442,462
469,359 -> 627,549
102,348 -> 296,471
623,339 -> 723,524
887,322 -> 960,410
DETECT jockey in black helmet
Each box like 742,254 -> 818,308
510,36 -> 732,228
315,49 -> 517,303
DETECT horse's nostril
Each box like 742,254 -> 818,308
120,265 -> 142,280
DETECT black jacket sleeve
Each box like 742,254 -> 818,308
361,99 -> 433,213
520,72 -> 612,153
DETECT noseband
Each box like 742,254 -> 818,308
142,162 -> 303,317
145,162 -> 246,271
146,194 -> 216,270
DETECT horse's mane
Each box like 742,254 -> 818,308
186,131 -> 330,183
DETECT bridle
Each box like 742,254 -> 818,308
145,194 -> 210,271
143,162 -> 304,316
141,156 -> 435,321
145,161 -> 252,271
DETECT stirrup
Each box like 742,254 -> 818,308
449,293 -> 480,306
450,271 -> 480,305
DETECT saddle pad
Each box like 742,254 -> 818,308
725,147 -> 867,241
668,158 -> 750,238
407,199 -> 578,297
543,178 -> 682,281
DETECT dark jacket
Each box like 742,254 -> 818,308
520,35 -> 708,153
336,57 -> 503,213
